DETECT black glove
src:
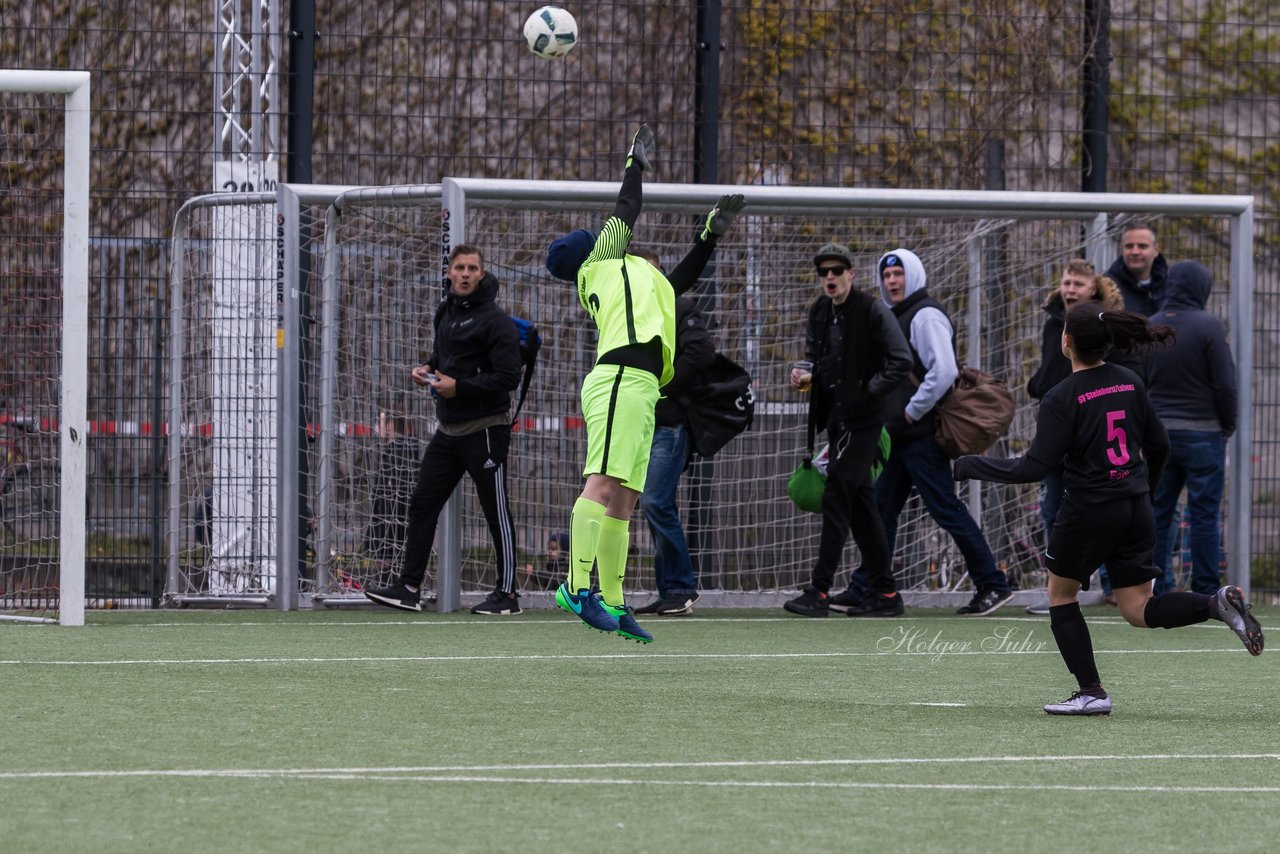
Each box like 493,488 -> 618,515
699,193 -> 746,241
627,124 -> 655,172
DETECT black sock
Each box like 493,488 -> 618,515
1144,592 -> 1212,629
1049,602 -> 1105,696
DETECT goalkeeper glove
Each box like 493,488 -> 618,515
626,124 -> 655,172
699,193 -> 747,241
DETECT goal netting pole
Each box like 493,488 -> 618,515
0,70 -> 90,626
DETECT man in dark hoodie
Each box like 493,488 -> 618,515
1106,221 -> 1168,315
1146,260 -> 1238,595
365,244 -> 524,615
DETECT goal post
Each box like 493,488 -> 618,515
307,179 -> 1253,608
0,70 -> 90,626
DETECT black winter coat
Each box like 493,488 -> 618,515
428,273 -> 522,424
1106,253 -> 1168,315
1145,260 -> 1238,435
655,296 -> 715,427
805,290 -> 912,431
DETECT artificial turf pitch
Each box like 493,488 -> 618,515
1,606 -> 1276,852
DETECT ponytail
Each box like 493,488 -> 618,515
1064,303 -> 1175,363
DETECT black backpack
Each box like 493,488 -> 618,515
509,316 -> 542,424
679,353 -> 755,458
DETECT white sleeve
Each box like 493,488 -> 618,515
906,308 -> 958,421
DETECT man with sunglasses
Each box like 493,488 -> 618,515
783,243 -> 912,618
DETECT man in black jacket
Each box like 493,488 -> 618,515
1147,260 -> 1238,595
1106,221 -> 1168,315
635,292 -> 716,616
783,243 -> 913,618
365,244 -> 524,615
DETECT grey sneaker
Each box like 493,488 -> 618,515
471,590 -> 522,616
1044,691 -> 1112,716
365,582 -> 422,613
1025,599 -> 1051,615
1214,586 -> 1264,656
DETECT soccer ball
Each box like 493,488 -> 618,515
524,6 -> 578,60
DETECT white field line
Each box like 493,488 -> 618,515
88,615 -> 1257,631
0,647 -> 1263,666
1,754 -> 1277,787
291,776 -> 1280,794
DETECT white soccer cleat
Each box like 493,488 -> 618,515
1043,691 -> 1112,716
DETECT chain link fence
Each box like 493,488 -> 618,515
4,0 -> 1280,599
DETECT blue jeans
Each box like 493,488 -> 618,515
862,434 -> 1010,595
640,425 -> 697,597
1152,430 -> 1226,595
1041,469 -> 1112,595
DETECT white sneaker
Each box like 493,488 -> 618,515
1043,691 -> 1112,716
1025,599 -> 1051,615
1214,586 -> 1264,655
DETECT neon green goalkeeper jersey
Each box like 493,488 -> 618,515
576,216 -> 676,386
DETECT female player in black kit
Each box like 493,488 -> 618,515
955,304 -> 1263,716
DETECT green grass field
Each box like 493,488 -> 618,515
1,606 -> 1276,853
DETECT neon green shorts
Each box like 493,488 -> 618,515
580,363 -> 660,490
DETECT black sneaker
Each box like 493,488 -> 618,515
783,586 -> 829,617
365,582 -> 422,612
847,592 -> 904,617
828,587 -> 866,614
957,588 -> 1014,616
633,597 -> 664,615
656,593 -> 698,616
471,590 -> 521,616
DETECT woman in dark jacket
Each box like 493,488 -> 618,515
1025,259 -> 1123,613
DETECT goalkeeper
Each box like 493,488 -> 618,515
544,123 -> 744,643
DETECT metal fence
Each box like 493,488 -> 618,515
5,0 -> 1280,600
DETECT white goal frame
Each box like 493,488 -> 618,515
307,179 -> 1254,610
170,181 -> 1254,610
0,70 -> 90,626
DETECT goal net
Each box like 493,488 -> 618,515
0,71 -> 89,625
167,192 -> 279,606
306,180 -> 1252,607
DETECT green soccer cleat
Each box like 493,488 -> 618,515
555,583 -> 620,634
604,602 -> 653,644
